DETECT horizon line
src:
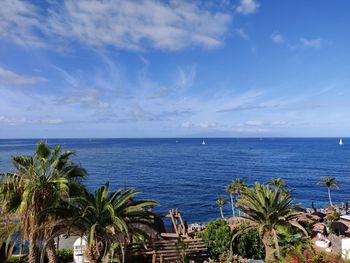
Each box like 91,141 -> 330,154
0,136 -> 348,140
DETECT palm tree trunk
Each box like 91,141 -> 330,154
230,194 -> 235,218
272,229 -> 280,259
28,233 -> 39,263
121,243 -> 125,263
328,187 -> 333,207
85,246 -> 103,263
46,239 -> 58,263
219,207 -> 224,219
262,231 -> 275,262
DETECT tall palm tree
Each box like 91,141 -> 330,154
216,196 -> 227,219
319,177 -> 338,207
268,177 -> 287,190
63,182 -> 158,263
226,179 -> 247,218
225,183 -> 236,218
233,183 -> 307,262
0,141 -> 86,263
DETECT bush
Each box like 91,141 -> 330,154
282,248 -> 350,263
231,224 -> 265,260
219,251 -> 249,263
5,256 -> 27,263
58,249 -> 74,263
197,219 -> 232,258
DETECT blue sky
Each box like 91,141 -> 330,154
0,0 -> 350,138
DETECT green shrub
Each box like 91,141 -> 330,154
197,219 -> 232,258
277,224 -> 313,257
5,256 -> 27,263
231,224 -> 265,260
58,249 -> 74,263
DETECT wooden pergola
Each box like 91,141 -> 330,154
126,208 -> 209,263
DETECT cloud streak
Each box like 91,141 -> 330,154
0,116 -> 63,125
288,37 -> 323,50
0,67 -> 47,86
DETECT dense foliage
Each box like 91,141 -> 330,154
198,220 -> 265,260
282,248 -> 350,263
5,257 -> 27,263
236,182 -> 307,261
231,223 -> 265,260
197,219 -> 232,257
57,249 -> 73,263
3,249 -> 74,263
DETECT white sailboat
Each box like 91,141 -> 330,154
339,138 -> 344,146
202,140 -> 206,145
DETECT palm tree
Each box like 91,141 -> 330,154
63,182 -> 158,263
226,179 -> 247,218
216,196 -> 227,219
233,183 -> 307,262
0,141 -> 86,263
268,177 -> 287,190
319,177 -> 338,207
225,183 -> 236,218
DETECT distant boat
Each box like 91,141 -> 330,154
202,140 -> 206,145
339,138 -> 344,146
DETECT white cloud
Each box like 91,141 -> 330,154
0,116 -> 63,125
199,122 -> 218,128
0,0 -> 45,47
0,0 -> 232,51
299,38 -> 322,48
244,120 -> 263,126
289,37 -> 323,50
271,32 -> 284,44
40,119 -> 64,125
180,121 -> 218,129
0,67 -> 47,85
57,91 -> 110,110
181,121 -> 194,128
236,0 -> 260,15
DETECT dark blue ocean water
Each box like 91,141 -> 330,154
0,138 -> 349,223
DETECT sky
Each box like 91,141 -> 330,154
0,0 -> 350,138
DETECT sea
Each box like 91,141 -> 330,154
0,138 -> 349,223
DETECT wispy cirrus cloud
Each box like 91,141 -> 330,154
299,37 -> 322,48
215,90 -> 265,112
0,116 -> 63,125
235,28 -> 249,40
0,0 -> 233,51
217,104 -> 269,112
0,67 -> 47,86
176,65 -> 197,90
288,37 -> 323,50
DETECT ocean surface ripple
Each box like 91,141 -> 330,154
0,138 -> 349,223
